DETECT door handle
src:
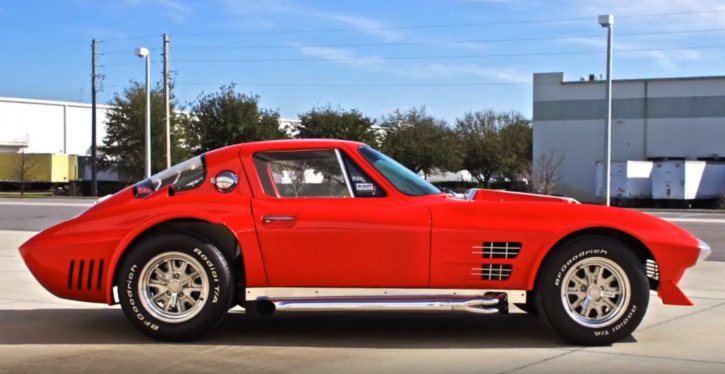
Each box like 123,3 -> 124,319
263,216 -> 295,224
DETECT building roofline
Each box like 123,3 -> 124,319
0,96 -> 112,109
561,74 -> 725,85
534,72 -> 725,85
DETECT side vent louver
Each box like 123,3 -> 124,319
68,259 -> 104,291
472,264 -> 513,281
645,258 -> 660,290
473,242 -> 522,259
68,260 -> 75,289
645,259 -> 659,280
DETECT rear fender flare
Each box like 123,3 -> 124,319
104,211 -> 226,305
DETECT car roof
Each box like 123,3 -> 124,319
238,138 -> 368,153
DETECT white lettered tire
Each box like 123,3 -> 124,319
535,236 -> 650,345
117,232 -> 234,342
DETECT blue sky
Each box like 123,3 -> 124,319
2,0 -> 725,122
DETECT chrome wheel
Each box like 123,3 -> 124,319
560,257 -> 630,328
138,252 -> 209,324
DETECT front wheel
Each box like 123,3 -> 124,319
117,232 -> 234,342
535,236 -> 650,346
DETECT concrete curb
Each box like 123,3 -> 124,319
633,208 -> 725,214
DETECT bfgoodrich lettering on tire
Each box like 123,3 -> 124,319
535,236 -> 649,346
117,232 -> 234,342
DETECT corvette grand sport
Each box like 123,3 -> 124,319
19,139 -> 712,345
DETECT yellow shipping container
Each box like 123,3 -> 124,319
67,155 -> 79,182
0,153 -> 76,183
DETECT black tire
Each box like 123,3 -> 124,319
117,232 -> 234,342
514,291 -> 538,316
535,236 -> 649,346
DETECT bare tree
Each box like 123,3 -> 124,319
12,149 -> 39,196
529,148 -> 564,195
269,161 -> 307,197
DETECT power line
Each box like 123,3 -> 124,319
98,34 -> 162,43
171,9 -> 725,37
171,28 -> 725,51
176,82 -> 534,87
98,48 -> 161,56
173,45 -> 725,63
101,61 -> 163,67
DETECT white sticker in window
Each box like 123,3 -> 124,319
356,183 -> 375,191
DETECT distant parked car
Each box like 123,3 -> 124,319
19,139 -> 711,345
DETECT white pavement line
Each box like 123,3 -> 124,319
580,350 -> 725,366
499,350 -> 583,374
0,202 -> 93,207
663,218 -> 725,223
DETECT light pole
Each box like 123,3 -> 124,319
599,15 -> 614,207
135,47 -> 152,179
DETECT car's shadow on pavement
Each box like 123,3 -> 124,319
0,308 -> 635,348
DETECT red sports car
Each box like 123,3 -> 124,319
19,139 -> 711,345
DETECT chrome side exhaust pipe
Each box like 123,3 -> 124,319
255,295 -> 507,316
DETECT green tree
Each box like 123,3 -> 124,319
379,107 -> 462,178
99,81 -> 190,181
455,110 -> 531,187
498,113 -> 533,177
294,104 -> 379,145
184,83 -> 288,155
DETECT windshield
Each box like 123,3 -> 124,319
134,155 -> 207,198
358,146 -> 441,196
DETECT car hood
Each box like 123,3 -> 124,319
466,189 -> 580,204
428,190 -> 699,249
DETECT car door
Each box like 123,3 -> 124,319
244,147 -> 431,288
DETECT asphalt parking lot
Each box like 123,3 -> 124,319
1,199 -> 725,373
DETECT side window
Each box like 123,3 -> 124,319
340,152 -> 386,197
253,150 -> 353,198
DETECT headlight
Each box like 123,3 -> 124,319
697,239 -> 712,264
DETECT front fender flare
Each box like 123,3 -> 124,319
525,221 -> 652,291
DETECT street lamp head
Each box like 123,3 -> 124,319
134,47 -> 150,57
598,14 -> 614,27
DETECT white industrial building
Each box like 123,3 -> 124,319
533,72 -> 725,203
0,96 -> 303,182
0,97 -> 110,156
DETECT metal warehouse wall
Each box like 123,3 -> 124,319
0,97 -> 110,155
533,72 -> 725,203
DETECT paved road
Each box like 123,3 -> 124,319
2,198 -> 724,261
0,199 -> 91,232
1,230 -> 724,374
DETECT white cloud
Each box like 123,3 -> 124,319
218,0 -> 297,14
566,0 -> 725,29
218,0 -> 403,40
447,0 -> 517,2
321,13 -> 402,41
297,45 -> 530,83
119,0 -> 191,21
298,46 -> 386,68
563,37 -> 704,69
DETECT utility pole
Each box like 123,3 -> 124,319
91,39 -> 98,197
599,15 -> 614,206
163,33 -> 171,169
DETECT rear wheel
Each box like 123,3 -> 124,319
117,232 -> 234,342
535,236 -> 649,346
